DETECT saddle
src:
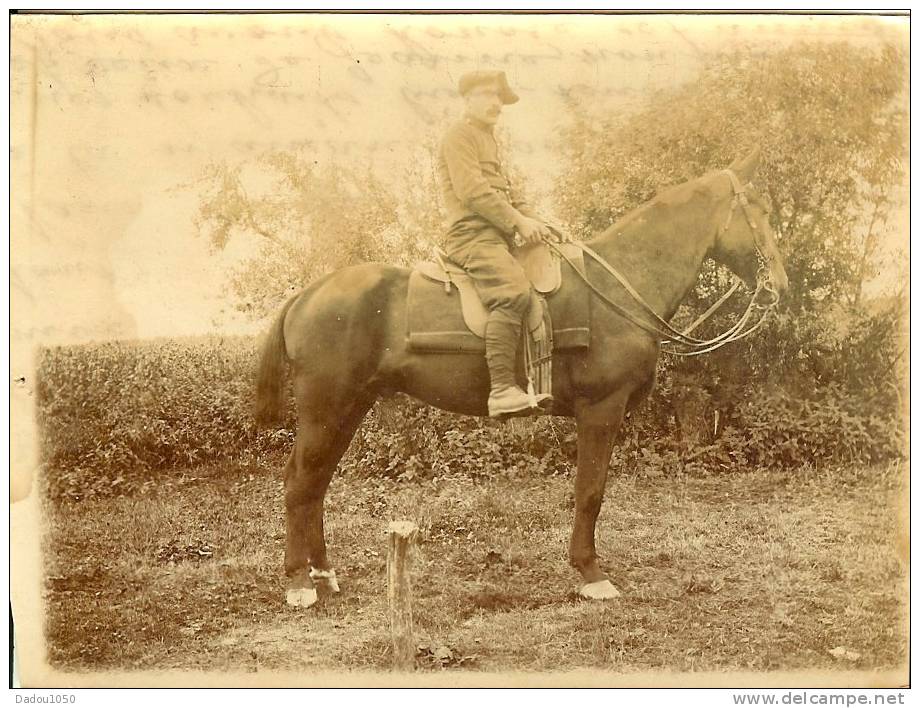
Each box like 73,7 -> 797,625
406,242 -> 591,354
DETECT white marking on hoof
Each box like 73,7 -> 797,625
579,579 -> 621,600
286,587 -> 318,608
310,568 -> 340,593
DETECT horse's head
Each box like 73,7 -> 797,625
711,148 -> 789,298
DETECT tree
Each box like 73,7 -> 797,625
556,41 -> 907,314
555,41 -> 906,410
194,144 -> 445,319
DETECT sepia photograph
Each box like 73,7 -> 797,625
9,10 -> 909,689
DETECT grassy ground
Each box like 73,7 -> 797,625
42,460 -> 907,676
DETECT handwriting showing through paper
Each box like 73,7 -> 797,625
11,16 -> 739,142
14,13 -> 892,125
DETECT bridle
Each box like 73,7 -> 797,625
721,169 -> 781,306
545,169 -> 781,356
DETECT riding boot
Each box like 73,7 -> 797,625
485,314 -> 534,417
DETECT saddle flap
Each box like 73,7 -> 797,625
512,243 -> 561,294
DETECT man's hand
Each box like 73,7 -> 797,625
515,216 -> 576,245
515,215 -> 552,244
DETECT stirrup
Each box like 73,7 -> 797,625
532,392 -> 554,413
488,386 -> 537,418
527,381 -> 554,413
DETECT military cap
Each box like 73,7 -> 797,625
458,70 -> 519,105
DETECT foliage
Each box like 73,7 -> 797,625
36,336 -> 902,501
553,40 -> 907,432
194,144 -> 444,319
556,41 -> 907,314
36,336 -> 288,499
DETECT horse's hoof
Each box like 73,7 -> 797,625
310,568 -> 340,594
286,587 -> 318,608
579,579 -> 621,600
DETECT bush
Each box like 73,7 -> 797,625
617,384 -> 902,476
35,333 -> 904,501
346,400 -> 576,482
36,336 -> 292,499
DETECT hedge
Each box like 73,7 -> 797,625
35,336 -> 904,500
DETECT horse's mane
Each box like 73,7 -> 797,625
595,172 -> 714,241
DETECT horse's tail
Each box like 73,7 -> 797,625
255,293 -> 299,427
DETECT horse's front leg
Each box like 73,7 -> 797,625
570,394 -> 627,600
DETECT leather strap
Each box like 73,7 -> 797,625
542,168 -> 779,354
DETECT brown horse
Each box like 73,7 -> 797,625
255,149 -> 789,608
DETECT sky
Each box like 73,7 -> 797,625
10,12 -> 908,346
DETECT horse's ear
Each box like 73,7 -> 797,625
729,146 -> 762,182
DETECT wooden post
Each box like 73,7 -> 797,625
387,520 -> 418,671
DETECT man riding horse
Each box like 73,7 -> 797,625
438,69 -> 569,418
257,70 -> 788,606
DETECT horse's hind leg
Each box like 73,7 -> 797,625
284,395 -> 373,608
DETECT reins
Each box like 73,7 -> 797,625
545,169 -> 780,356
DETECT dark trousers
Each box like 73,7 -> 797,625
443,218 -> 531,326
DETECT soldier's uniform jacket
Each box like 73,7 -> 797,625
438,116 -> 536,236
